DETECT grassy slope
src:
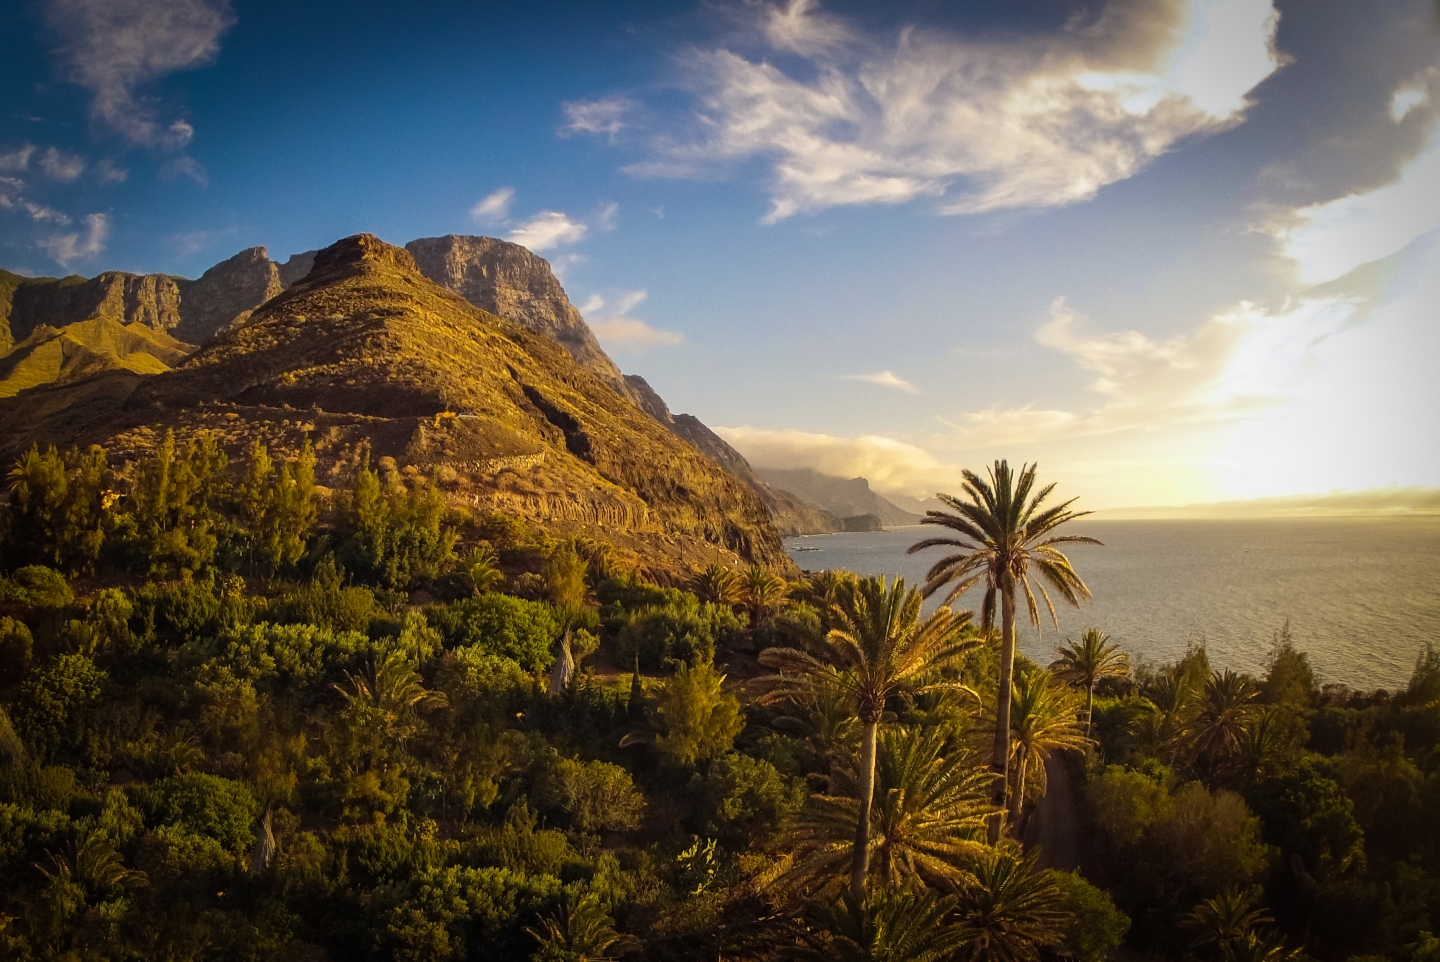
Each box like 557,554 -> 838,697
5,234 -> 788,571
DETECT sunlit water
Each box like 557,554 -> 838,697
785,519 -> 1440,691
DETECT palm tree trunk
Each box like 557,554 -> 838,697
850,719 -> 878,902
1085,685 -> 1095,738
989,580 -> 1016,843
1009,749 -> 1028,823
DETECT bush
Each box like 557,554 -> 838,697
690,753 -> 804,847
535,754 -> 645,833
14,652 -> 106,760
618,595 -> 745,670
0,566 -> 73,609
429,595 -> 559,671
1246,760 -> 1366,871
138,773 -> 260,849
1052,870 -> 1131,962
652,662 -> 744,768
210,621 -> 373,694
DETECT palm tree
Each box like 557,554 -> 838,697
1138,665 -> 1202,762
761,576 -> 977,902
745,563 -> 790,626
908,461 -> 1098,840
1001,667 -> 1089,825
1050,629 -> 1129,736
527,891 -> 639,962
1181,886 -> 1272,953
783,887 -> 964,962
949,849 -> 1072,962
692,562 -> 744,607
461,543 -> 504,595
781,726 -> 994,895
1188,669 -> 1261,769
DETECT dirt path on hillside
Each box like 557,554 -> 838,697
1023,753 -> 1081,871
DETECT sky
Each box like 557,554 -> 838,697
1,0 -> 1437,510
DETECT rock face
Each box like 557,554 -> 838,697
1,269 -> 184,348
173,247 -> 285,344
24,234 -> 790,573
756,467 -> 922,527
405,235 -> 623,386
619,374 -> 841,537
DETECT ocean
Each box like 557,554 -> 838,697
783,519 -> 1440,691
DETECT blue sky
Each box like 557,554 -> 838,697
2,0 -> 1438,508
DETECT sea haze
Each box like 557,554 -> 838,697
785,519 -> 1440,691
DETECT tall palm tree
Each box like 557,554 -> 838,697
781,726 -> 994,895
761,576 -> 977,902
907,461 -> 1098,840
692,562 -> 744,607
949,849 -> 1072,962
1050,628 -> 1129,736
1001,667 -> 1089,825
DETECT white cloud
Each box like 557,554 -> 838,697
1282,128 -> 1440,284
590,317 -> 685,351
613,0 -> 1280,221
561,97 -> 634,139
716,425 -> 961,498
581,289 -> 684,352
846,370 -> 919,393
592,201 -> 619,232
95,158 -> 129,183
39,147 -> 85,181
0,176 -> 71,224
471,187 -> 514,223
1391,85 -> 1428,122
159,154 -> 208,185
38,212 -> 111,266
45,0 -> 234,148
506,211 -> 589,251
0,145 -> 35,173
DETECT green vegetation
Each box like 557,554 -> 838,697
0,444 -> 1431,961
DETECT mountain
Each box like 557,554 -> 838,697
0,317 -> 193,397
0,234 -> 788,573
620,374 -> 841,537
405,235 -> 622,388
0,249 -> 299,353
754,467 -> 923,527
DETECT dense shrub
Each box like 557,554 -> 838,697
618,595 -> 745,669
138,773 -> 260,848
690,752 -> 804,846
429,595 -> 558,671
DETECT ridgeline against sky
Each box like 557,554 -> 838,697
0,0 -> 1436,510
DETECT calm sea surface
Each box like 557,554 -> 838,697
784,519 -> 1440,691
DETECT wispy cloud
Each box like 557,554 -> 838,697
0,145 -> 35,173
561,97 -> 634,140
44,0 -> 235,148
581,289 -> 684,352
0,176 -> 71,224
38,212 -> 111,266
159,154 -> 207,186
1280,126 -> 1440,284
607,0 -> 1281,222
507,210 -> 589,251
95,158 -> 129,183
471,187 -> 514,223
39,146 -> 85,181
715,425 -> 960,498
846,370 -> 918,393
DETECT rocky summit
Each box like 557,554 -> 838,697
1,234 -> 789,573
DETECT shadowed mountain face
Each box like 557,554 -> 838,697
754,467 -> 922,527
0,234 -> 788,572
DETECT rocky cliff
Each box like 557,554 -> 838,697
1,269 -> 184,349
405,235 -> 624,387
756,467 -> 922,527
3,234 -> 789,573
172,247 -> 286,343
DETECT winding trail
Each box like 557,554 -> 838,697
1023,752 -> 1081,871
